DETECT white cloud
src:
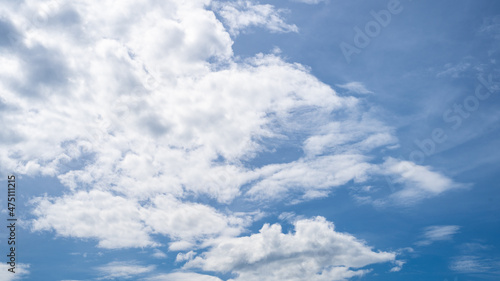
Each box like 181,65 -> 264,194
336,82 -> 374,94
0,0 -> 352,250
0,263 -> 30,281
247,108 -> 399,201
381,158 -> 464,205
212,0 -> 298,35
416,225 -> 460,246
152,249 -> 168,259
31,190 -> 157,249
0,0 -> 464,263
96,261 -> 155,279
1,0 -> 404,211
302,112 -> 397,157
143,195 -> 253,250
31,191 -> 253,249
186,217 -> 397,281
450,256 -> 498,273
459,242 -> 491,253
436,62 -> 471,78
480,15 -> 500,40
390,260 -> 406,272
176,251 -> 196,262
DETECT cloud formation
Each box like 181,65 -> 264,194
416,225 -> 461,246
0,1 -> 466,280
336,82 -> 374,94
450,256 -> 499,273
382,158 -> 464,205
145,272 -> 223,281
0,263 -> 30,281
186,217 -> 396,281
292,0 -> 327,4
212,0 -> 298,35
32,191 -> 253,250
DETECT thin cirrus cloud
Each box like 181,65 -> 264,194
212,0 -> 298,35
292,0 -> 327,4
416,225 -> 461,246
152,249 -> 168,259
336,82 -> 374,95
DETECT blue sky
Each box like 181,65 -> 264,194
0,0 -> 499,280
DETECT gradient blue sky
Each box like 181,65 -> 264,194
1,0 -> 499,280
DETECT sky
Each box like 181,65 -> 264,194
0,0 -> 499,280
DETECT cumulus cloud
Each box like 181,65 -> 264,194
143,195 -> 253,250
31,191 -> 253,249
186,217 -> 397,281
1,0 -> 354,251
389,260 -> 406,272
0,3 -> 463,280
212,0 -> 298,35
0,0 -> 452,211
416,225 -> 461,246
176,251 -> 196,263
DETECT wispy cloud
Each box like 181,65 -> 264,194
480,15 -> 500,40
152,249 -> 167,259
96,261 -> 155,280
450,256 -> 499,273
31,191 -> 157,249
176,251 -> 196,263
390,260 -> 406,272
0,2 -> 470,280
336,82 -> 374,94
416,225 -> 461,246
